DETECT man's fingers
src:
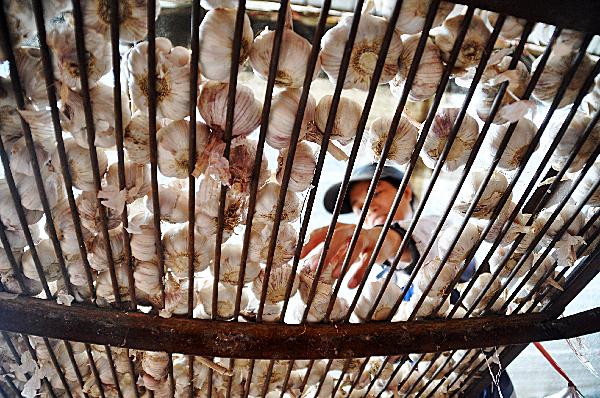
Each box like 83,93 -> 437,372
300,227 -> 328,259
348,250 -> 372,289
330,238 -> 351,278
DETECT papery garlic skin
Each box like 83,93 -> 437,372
96,263 -> 132,305
82,0 -> 160,42
253,182 -> 301,225
157,119 -> 211,179
437,222 -> 480,264
433,14 -> 491,70
51,199 -> 94,258
485,12 -> 526,40
229,138 -> 269,194
368,115 -> 418,165
195,177 -> 247,240
572,161 -> 600,207
15,171 -> 65,212
421,108 -> 479,171
266,88 -> 316,150
163,223 -> 214,278
198,81 -> 262,137
390,34 -> 443,101
276,142 -> 316,192
47,24 -> 111,90
9,136 -> 52,177
454,170 -> 510,219
487,118 -> 539,171
415,257 -> 461,297
533,52 -> 595,108
124,111 -> 155,165
490,246 -> 532,279
0,180 -> 44,232
463,273 -> 504,314
105,161 -> 151,204
217,243 -> 261,285
129,212 -> 157,262
320,4 -> 403,91
146,180 -> 189,223
22,239 -> 62,282
198,8 -> 254,81
1,269 -> 42,295
198,280 -> 248,319
313,95 -> 362,145
374,0 -> 454,34
248,222 -> 297,266
14,47 -> 48,107
89,229 -> 126,272
128,38 -> 192,120
547,111 -> 600,173
252,264 -> 298,304
133,259 -> 162,306
355,279 -> 402,321
76,191 -> 122,232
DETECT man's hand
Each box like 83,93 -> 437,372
300,224 -> 402,289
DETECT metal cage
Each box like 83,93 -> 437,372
0,0 -> 599,397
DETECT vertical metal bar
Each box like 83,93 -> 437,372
0,364 -> 22,398
188,355 -> 194,398
256,0 -> 332,321
234,0 -> 290,320
402,20 -> 534,321
109,0 -> 136,309
278,360 -> 294,398
29,0 -> 97,301
42,338 -> 73,398
212,0 -> 247,321
242,359 -> 255,398
278,0 -> 366,321
345,357 -> 370,397
0,221 -> 27,293
71,0 -> 121,306
104,347 -> 124,398
187,0 -> 201,320
145,0 -> 166,309
361,356 -> 391,397
0,0 -> 74,297
259,361 -> 275,398
20,334 -> 59,398
296,359 -> 315,396
85,344 -> 107,398
63,341 -> 90,398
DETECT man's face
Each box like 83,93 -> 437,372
349,180 -> 410,228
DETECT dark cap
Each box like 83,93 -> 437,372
323,163 -> 406,214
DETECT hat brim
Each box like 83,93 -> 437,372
323,174 -> 405,214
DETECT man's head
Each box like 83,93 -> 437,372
323,163 -> 414,227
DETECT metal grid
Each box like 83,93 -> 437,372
0,0 -> 599,397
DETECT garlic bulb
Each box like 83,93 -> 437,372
55,343 -> 90,382
1,2 -> 36,60
22,239 -> 61,282
548,111 -> 600,173
77,191 -> 122,232
454,170 -> 510,219
0,269 -> 42,296
142,351 -> 170,383
163,223 -> 214,278
229,138 -> 269,194
433,14 -> 491,70
248,222 -> 297,266
195,177 -> 247,240
125,111 -> 164,165
9,137 -> 52,177
65,256 -> 94,298
487,118 -> 539,171
390,34 -> 443,101
52,138 -> 108,192
96,263 -> 132,305
0,222 -> 41,251
489,246 -> 531,278
485,12 -> 526,40
14,47 -> 48,107
276,142 -> 316,192
105,160 -> 151,204
216,242 -> 261,285
51,199 -> 93,258
133,259 -> 162,306
198,8 -> 254,81
200,0 -> 239,9
15,171 -> 65,211
368,115 -> 418,165
476,55 -> 530,125
532,52 -> 595,108
415,257 -> 461,296
82,0 -> 159,42
525,253 -> 554,288
437,222 -> 480,264
250,6 -> 320,88
355,279 -> 402,321
421,108 -> 479,171
0,180 -> 43,229
146,179 -> 189,223
129,212 -> 158,262
89,228 -> 125,272
248,360 -> 287,397
374,0 -> 454,34
47,24 -> 111,90
0,248 -> 21,273
266,88 -> 316,150
60,83 -> 131,148
463,273 -> 504,314
306,295 -> 349,323
252,264 -> 298,303
478,200 -> 528,246
157,119 -> 212,179
572,161 -> 599,206
253,182 -> 301,225
198,81 -> 262,136
198,280 -> 248,319
320,1 -> 403,91
127,38 -> 192,120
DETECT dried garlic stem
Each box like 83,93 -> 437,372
195,356 -> 234,377
305,122 -> 349,161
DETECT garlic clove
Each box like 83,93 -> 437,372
547,111 -> 600,173
14,47 -> 48,107
368,115 -> 418,165
391,34 -> 444,102
82,0 -> 160,42
133,259 -> 163,307
320,2 -> 403,91
486,118 -> 539,171
157,119 -> 212,179
163,223 -> 214,278
89,228 -> 126,272
432,14 -> 491,71
198,8 -> 254,82
247,222 -> 297,267
96,262 -> 132,305
50,199 -> 94,258
104,160 -> 151,204
129,211 -> 158,262
374,0 -> 455,35
127,38 -> 193,121
354,279 -> 402,321
77,191 -> 122,232
276,141 -> 316,192
125,111 -> 166,165
15,171 -> 65,212
197,81 -> 262,137
252,263 -> 298,304
9,136 -> 52,177
253,182 -> 301,225
421,107 -> 479,172
195,177 -> 247,240
52,137 -> 108,192
216,242 -> 261,285
0,179 -> 43,229
437,222 -> 480,264
454,170 -> 510,219
266,88 -> 315,150
146,179 -> 189,224
228,137 -> 269,195
22,239 -> 62,282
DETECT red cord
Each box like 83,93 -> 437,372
533,342 -> 577,387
